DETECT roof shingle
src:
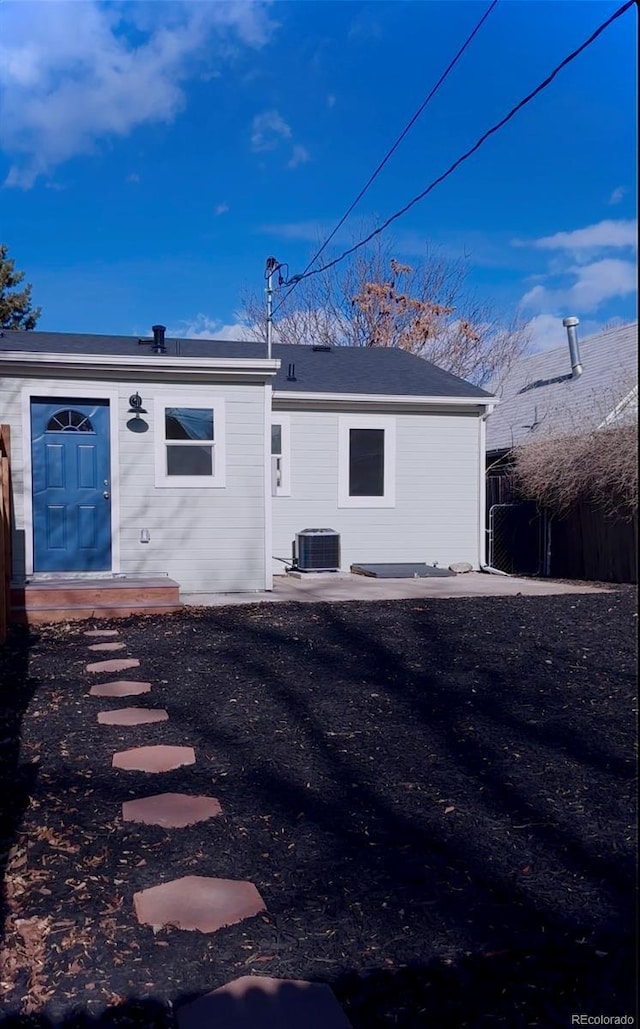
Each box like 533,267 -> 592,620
0,330 -> 491,399
486,322 -> 638,453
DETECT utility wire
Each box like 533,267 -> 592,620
280,0 -> 633,294
273,0 -> 498,315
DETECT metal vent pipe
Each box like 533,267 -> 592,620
151,324 -> 166,353
562,317 -> 582,378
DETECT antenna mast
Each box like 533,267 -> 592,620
265,256 -> 278,359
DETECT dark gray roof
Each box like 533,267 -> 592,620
0,329 -> 491,399
486,321 -> 638,453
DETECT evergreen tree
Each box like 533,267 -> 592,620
0,244 -> 41,330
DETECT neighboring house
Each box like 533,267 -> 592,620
0,327 -> 494,599
484,319 -> 638,581
486,320 -> 638,463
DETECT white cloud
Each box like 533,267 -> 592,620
521,258 -> 637,315
250,109 -> 291,152
348,16 -> 383,42
167,313 -> 253,341
259,219 -> 329,242
0,1 -> 275,188
250,109 -> 310,169
214,202 -> 229,216
525,219 -> 637,256
608,186 -> 627,205
523,314 -> 625,351
287,144 -> 310,170
516,218 -> 637,342
523,314 -> 566,350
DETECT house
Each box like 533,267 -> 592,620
0,326 -> 494,614
486,319 -> 638,463
485,319 -> 638,581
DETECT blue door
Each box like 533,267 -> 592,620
31,399 -> 112,572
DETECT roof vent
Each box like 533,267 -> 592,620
138,324 -> 167,354
562,317 -> 582,379
151,324 -> 167,353
312,343 -> 332,352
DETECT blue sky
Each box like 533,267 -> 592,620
0,0 -> 636,350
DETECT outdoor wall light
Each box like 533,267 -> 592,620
140,528 -> 151,544
126,392 -> 149,433
128,392 -> 147,415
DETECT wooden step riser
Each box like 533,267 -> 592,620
11,587 -> 180,610
11,603 -> 183,625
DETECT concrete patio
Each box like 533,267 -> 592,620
182,570 -> 609,608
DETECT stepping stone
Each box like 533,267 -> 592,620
113,745 -> 196,772
88,641 -> 127,652
133,877 -> 266,933
86,658 -> 140,673
122,793 -> 222,828
90,680 -> 152,698
98,708 -> 169,726
84,629 -> 119,637
176,976 -> 353,1029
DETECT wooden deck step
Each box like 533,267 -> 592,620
10,577 -> 182,624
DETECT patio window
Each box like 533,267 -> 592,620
154,398 -> 226,487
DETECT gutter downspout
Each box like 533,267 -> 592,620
478,406 -> 509,575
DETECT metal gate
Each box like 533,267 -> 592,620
488,502 -> 544,575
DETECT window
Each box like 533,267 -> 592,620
338,415 -> 395,508
46,409 -> 94,433
271,416 -> 291,496
154,398 -> 226,487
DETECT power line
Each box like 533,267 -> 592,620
280,0 -> 634,294
273,0 -> 498,315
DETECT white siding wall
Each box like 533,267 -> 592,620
1,373 -> 267,593
272,407 -> 481,573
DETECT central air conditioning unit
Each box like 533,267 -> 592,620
295,529 -> 341,572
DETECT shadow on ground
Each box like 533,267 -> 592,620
0,943 -> 636,1028
1,625 -> 40,935
0,593 -> 637,1026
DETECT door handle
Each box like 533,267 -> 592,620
103,491 -> 110,499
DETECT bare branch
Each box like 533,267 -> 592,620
514,382 -> 637,518
240,236 -> 530,386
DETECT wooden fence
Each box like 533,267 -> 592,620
548,503 -> 637,584
486,471 -> 637,583
0,425 -> 11,642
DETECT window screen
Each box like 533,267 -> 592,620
349,428 -> 384,496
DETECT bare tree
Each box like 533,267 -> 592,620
512,379 -> 638,520
242,237 -> 529,387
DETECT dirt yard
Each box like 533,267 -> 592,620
0,590 -> 637,1027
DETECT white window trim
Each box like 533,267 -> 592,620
270,414 -> 291,497
338,414 -> 396,508
153,396 -> 226,488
